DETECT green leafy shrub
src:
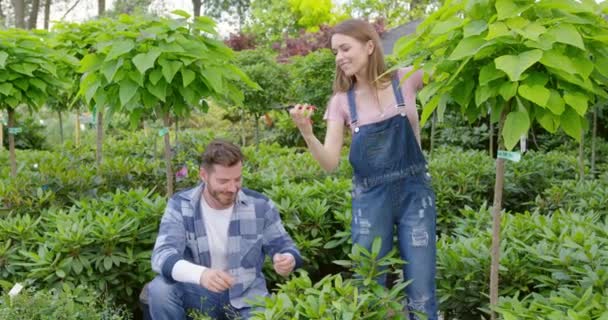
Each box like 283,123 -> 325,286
0,284 -> 131,320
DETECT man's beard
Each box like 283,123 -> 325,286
208,185 -> 237,207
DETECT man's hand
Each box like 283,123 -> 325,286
199,269 -> 235,293
273,253 -> 296,277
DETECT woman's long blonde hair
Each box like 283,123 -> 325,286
331,19 -> 392,93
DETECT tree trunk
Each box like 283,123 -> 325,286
96,111 -> 103,175
163,113 -> 174,196
429,111 -> 437,159
27,0 -> 40,29
254,113 -> 260,148
75,110 -> 81,146
58,110 -> 64,144
43,0 -> 51,30
192,0 -> 202,17
13,0 -> 26,28
578,129 -> 585,182
489,116 -> 494,157
490,106 -> 508,320
0,118 -> 3,151
174,116 -> 178,147
8,108 -> 17,178
98,0 -> 105,16
591,106 -> 597,178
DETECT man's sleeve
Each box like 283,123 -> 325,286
261,201 -> 304,269
151,197 -> 187,282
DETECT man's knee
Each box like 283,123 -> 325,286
148,276 -> 179,304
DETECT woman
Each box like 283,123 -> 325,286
290,19 -> 437,319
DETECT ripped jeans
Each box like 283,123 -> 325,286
351,174 -> 437,320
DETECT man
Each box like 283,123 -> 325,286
149,139 -> 303,319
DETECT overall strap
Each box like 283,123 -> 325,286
347,84 -> 359,126
391,73 -> 406,107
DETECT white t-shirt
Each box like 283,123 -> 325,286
171,195 -> 233,285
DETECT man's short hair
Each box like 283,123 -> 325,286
200,139 -> 244,172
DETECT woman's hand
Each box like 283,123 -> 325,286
289,104 -> 316,136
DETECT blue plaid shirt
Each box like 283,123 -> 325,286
151,183 -> 303,309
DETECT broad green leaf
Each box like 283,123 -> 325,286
518,83 -> 550,107
0,51 -> 8,68
525,72 -> 549,86
503,110 -> 530,150
499,81 -> 518,101
132,50 -> 161,74
201,68 -> 224,93
129,70 -> 144,87
495,50 -> 542,81
547,24 -> 585,50
14,78 -> 29,91
505,17 -> 529,30
431,17 -> 464,35
149,69 -> 163,85
0,82 -> 13,95
160,59 -> 182,83
475,84 -> 497,106
105,39 -> 135,61
486,22 -> 511,40
8,63 -> 37,76
147,79 -> 167,102
536,108 -> 560,133
420,94 -> 440,127
171,9 -> 191,18
181,69 -> 195,87
513,22 -> 546,41
479,63 -> 505,85
560,107 -> 582,141
563,91 -> 588,115
102,59 -> 123,82
496,0 -> 518,20
540,49 -> 593,78
452,77 -> 475,108
463,20 -> 487,37
448,36 -> 488,60
547,89 -> 565,115
29,78 -> 47,92
594,55 -> 608,78
119,79 -> 138,107
79,53 -> 103,73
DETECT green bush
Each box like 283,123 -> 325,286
0,284 -> 130,319
0,188 -> 165,306
534,174 -> 608,218
437,208 -> 608,319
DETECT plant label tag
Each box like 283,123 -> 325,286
8,283 -> 24,297
497,150 -> 521,162
158,127 -> 169,137
8,127 -> 22,135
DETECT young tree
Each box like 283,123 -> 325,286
0,29 -> 74,177
395,0 -> 608,318
78,12 -> 257,196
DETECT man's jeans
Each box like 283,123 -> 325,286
148,276 -> 251,320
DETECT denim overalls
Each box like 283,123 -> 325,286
347,74 -> 438,319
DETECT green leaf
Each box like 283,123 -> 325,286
56,269 -> 66,278
79,54 -> 103,73
540,49 -> 593,78
464,20 -> 488,37
448,36 -> 488,60
452,76 -> 475,108
560,107 -> 582,141
503,110 -> 530,150
102,59 -> 123,82
181,69 -> 195,87
495,50 -> 542,81
132,50 -> 161,74
160,59 -> 182,83
147,80 -> 167,102
479,63 -> 505,85
536,108 -> 560,133
431,17 -> 464,35
475,84 -> 497,106
563,91 -> 588,116
496,0 -> 523,20
547,24 -> 585,50
8,63 -> 37,76
420,94 -> 440,127
547,89 -> 565,115
518,83 -> 550,107
149,69 -> 163,85
171,9 -> 191,18
486,22 -> 511,40
105,39 -> 135,61
29,78 -> 47,92
120,79 -> 139,107
201,68 -> 224,93
0,51 -> 8,68
514,22 -> 546,41
0,82 -> 13,95
499,81 -> 518,101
